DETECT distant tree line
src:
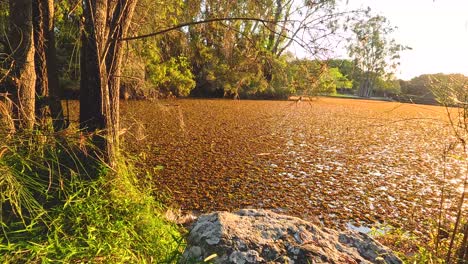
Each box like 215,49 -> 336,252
397,73 -> 468,105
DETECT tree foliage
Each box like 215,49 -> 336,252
397,73 -> 468,104
348,15 -> 408,97
128,0 -> 345,98
288,59 -> 352,96
0,0 -> 369,101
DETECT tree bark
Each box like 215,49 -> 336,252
80,0 -> 137,168
80,0 -> 109,165
32,0 -> 48,125
9,0 -> 36,130
358,73 -> 373,98
32,0 -> 49,113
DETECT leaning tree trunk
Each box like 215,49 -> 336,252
106,0 -> 138,152
80,0 -> 137,168
32,0 -> 66,131
9,0 -> 36,130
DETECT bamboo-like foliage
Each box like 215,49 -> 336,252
0,93 -> 14,133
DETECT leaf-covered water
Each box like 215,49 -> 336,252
121,98 -> 466,234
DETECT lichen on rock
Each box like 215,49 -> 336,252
181,209 -> 402,264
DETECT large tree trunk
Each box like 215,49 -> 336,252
80,0 -> 111,164
80,0 -> 137,168
9,0 -> 36,130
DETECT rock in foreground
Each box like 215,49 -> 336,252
182,209 -> 401,264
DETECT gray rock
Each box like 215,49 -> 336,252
338,232 -> 402,264
181,209 -> 402,264
185,246 -> 202,259
229,250 -> 263,263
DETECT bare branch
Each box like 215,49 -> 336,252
120,17 -> 283,41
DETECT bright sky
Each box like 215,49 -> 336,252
341,0 -> 468,80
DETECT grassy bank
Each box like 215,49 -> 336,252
0,130 -> 184,263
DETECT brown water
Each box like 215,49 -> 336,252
120,98 -> 467,232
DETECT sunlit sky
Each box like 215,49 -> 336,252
340,0 -> 468,80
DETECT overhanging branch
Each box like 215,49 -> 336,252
120,17 -> 285,41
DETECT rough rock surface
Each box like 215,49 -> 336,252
182,209 -> 401,264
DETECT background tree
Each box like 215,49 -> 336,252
327,59 -> 362,91
373,76 -> 400,97
183,0 -> 343,98
119,0 -> 195,98
328,67 -> 353,93
348,15 -> 408,98
54,0 -> 82,97
32,0 -> 65,130
288,59 -> 351,96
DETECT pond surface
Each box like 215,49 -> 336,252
121,98 -> 467,233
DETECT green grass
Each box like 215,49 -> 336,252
372,222 -> 466,264
0,129 -> 185,263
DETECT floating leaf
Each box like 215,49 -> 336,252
204,253 -> 218,262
